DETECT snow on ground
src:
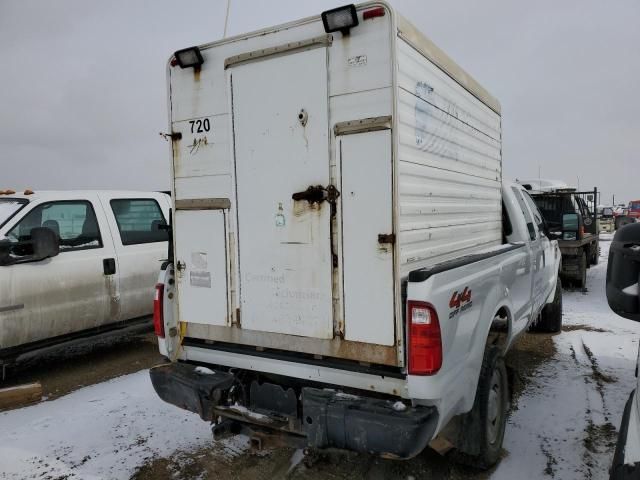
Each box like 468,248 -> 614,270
0,370 -> 219,479
1,234 -> 638,479
493,235 -> 640,479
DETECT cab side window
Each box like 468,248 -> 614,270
511,187 -> 537,241
7,201 -> 103,252
110,199 -> 168,246
522,192 -> 546,235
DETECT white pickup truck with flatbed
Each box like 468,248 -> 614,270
150,2 -> 562,468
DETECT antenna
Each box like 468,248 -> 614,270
223,0 -> 231,38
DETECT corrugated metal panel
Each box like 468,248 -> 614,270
395,12 -> 501,115
396,39 -> 502,276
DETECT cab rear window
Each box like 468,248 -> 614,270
110,199 -> 168,246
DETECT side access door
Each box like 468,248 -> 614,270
229,45 -> 334,339
338,128 -> 395,346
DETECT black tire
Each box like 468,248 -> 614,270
591,243 -> 599,265
530,277 -> 563,333
452,347 -> 509,470
575,251 -> 587,288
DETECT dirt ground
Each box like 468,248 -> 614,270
130,331 -> 556,480
1,328 -> 163,403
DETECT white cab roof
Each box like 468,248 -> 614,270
0,190 -> 168,202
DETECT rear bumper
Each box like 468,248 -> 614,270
150,363 -> 235,421
302,387 -> 438,459
150,362 -> 438,459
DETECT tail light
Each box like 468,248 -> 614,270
579,225 -> 585,239
363,7 -> 385,20
153,283 -> 165,338
407,301 -> 442,375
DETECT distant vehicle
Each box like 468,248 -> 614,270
599,206 -> 615,233
0,190 -> 170,368
518,180 -> 599,288
606,223 -> 640,478
614,205 -> 636,230
149,3 -> 561,469
628,200 -> 640,220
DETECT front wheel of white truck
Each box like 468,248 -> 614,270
530,277 -> 563,333
452,346 -> 509,469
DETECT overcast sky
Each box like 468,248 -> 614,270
1,1 -> 638,204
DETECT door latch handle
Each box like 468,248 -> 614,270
378,233 -> 396,244
103,258 -> 116,275
176,260 -> 186,272
292,185 -> 340,204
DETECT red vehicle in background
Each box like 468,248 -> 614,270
628,200 -> 640,219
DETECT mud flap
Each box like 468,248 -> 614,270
302,387 -> 438,459
149,363 -> 234,421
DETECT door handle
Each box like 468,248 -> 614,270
103,258 -> 116,275
292,185 -> 340,205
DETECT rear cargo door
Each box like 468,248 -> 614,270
230,47 -> 333,339
340,130 -> 395,346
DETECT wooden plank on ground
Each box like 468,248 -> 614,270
0,382 -> 42,410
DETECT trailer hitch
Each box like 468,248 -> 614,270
292,185 -> 340,205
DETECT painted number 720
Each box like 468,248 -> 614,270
189,118 -> 211,133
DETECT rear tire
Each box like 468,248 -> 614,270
530,278 -> 563,333
590,243 -> 599,265
575,251 -> 587,288
452,347 -> 509,470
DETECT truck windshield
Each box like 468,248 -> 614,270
0,198 -> 28,229
629,202 -> 640,210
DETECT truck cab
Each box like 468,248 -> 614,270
628,200 -> 640,220
518,179 -> 599,288
0,190 -> 170,364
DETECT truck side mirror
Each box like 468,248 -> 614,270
606,223 -> 640,321
0,227 -> 60,266
0,240 -> 11,266
561,213 -> 579,240
562,213 -> 579,230
31,227 -> 60,261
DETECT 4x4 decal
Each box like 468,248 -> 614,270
449,287 -> 473,318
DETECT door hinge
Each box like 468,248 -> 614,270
378,233 -> 396,244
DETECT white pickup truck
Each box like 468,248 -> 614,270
0,190 -> 170,367
150,2 -> 562,468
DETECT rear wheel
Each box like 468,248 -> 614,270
530,277 -> 563,333
590,243 -> 599,265
575,251 -> 587,288
452,347 -> 509,469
